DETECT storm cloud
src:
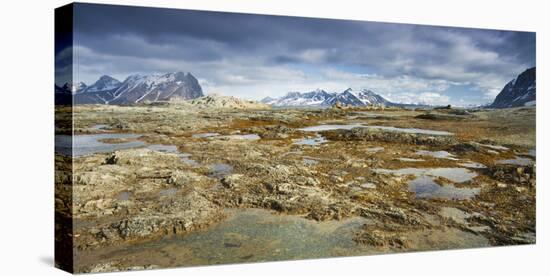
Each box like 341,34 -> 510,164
67,3 -> 536,105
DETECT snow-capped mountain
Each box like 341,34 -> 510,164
322,88 -> 392,106
261,89 -> 335,106
70,82 -> 87,94
109,72 -> 203,104
322,88 -> 365,106
349,88 -> 393,106
74,75 -> 122,104
490,67 -> 536,108
62,72 -> 204,105
262,88 -> 394,107
82,75 -> 121,93
55,82 -> 87,94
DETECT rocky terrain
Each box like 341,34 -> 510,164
182,94 -> 271,109
55,103 -> 536,272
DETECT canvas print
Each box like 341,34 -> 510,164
55,3 -> 536,273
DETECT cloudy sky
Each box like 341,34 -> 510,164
62,3 -> 535,105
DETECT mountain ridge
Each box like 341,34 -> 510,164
489,67 -> 536,108
262,88 -> 394,107
261,89 -> 335,106
56,72 -> 205,105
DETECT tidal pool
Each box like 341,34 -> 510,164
366,147 -> 384,153
91,124 -> 109,130
458,161 -> 487,169
360,183 -> 377,189
427,168 -> 478,183
303,158 -> 319,165
298,123 -> 452,136
373,166 -> 479,199
293,135 -> 328,146
415,150 -> 458,160
55,133 -> 144,157
192,132 -> 220,138
408,176 -> 480,200
233,134 -> 261,140
477,143 -> 509,151
497,157 -> 534,166
352,112 -> 398,117
116,191 -> 132,201
209,163 -> 234,178
75,208 -> 489,271
365,126 -> 453,136
217,134 -> 261,140
147,144 -> 198,166
298,124 -> 366,132
374,167 -> 477,183
76,209 -> 374,269
398,157 -> 424,162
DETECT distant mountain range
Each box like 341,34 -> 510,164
55,72 -> 204,105
261,88 -> 395,107
264,66 -> 537,109
489,67 -> 536,108
55,68 -> 536,109
260,89 -> 334,106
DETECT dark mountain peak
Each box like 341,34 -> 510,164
184,72 -> 200,85
170,71 -> 187,80
95,75 -> 120,85
490,67 -> 536,108
98,75 -> 117,81
55,83 -> 70,94
82,75 -> 121,94
184,72 -> 196,79
521,67 -> 536,78
164,71 -> 196,82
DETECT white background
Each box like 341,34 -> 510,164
0,0 -> 547,275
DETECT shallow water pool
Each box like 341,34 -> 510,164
55,133 -> 144,157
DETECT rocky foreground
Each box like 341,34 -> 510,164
55,103 -> 536,272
